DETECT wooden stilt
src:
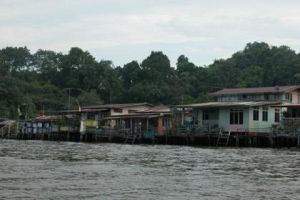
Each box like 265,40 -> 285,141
269,136 -> 274,147
235,136 -> 239,147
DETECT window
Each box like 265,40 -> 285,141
113,108 -> 122,113
87,112 -> 95,120
264,94 -> 269,100
128,109 -> 137,113
275,108 -> 280,122
285,93 -> 289,100
203,111 -> 209,120
100,111 -> 109,118
230,109 -> 243,125
253,107 -> 259,121
262,107 -> 268,121
162,117 -> 169,128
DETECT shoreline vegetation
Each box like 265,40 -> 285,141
1,42 -> 300,119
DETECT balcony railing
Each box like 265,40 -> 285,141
282,118 -> 300,128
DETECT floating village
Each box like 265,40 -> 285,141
1,85 -> 300,148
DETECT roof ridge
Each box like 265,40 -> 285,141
210,85 -> 300,96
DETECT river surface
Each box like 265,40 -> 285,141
0,140 -> 300,200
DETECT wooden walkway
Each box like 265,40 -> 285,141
1,127 -> 300,148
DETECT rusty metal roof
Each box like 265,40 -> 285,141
82,103 -> 152,109
103,113 -> 170,120
54,108 -> 108,114
29,115 -> 60,122
210,85 -> 300,96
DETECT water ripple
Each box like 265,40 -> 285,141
0,140 -> 300,200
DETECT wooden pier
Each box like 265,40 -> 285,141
1,123 -> 300,148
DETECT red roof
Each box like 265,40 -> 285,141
210,85 -> 300,96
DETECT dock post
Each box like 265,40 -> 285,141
253,136 -> 257,147
235,136 -> 239,147
185,135 -> 189,145
67,132 -> 70,141
269,135 -> 274,147
108,130 -> 112,142
190,135 -> 194,146
8,125 -> 11,138
165,133 -> 168,144
248,136 -> 251,147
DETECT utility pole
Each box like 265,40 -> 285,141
68,88 -> 71,110
64,88 -> 73,111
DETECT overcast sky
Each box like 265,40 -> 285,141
1,0 -> 300,67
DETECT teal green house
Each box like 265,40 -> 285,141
178,85 -> 300,133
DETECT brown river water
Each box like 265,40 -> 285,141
0,139 -> 300,200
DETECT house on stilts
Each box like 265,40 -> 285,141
177,85 -> 300,135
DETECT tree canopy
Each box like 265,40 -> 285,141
1,42 -> 300,118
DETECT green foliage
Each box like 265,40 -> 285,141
1,42 -> 300,118
77,90 -> 102,106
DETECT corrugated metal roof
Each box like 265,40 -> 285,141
0,120 -> 15,126
102,106 -> 172,120
136,105 -> 171,113
103,113 -> 170,120
55,108 -> 108,114
177,101 -> 281,108
30,115 -> 60,122
210,85 -> 300,96
82,103 -> 152,109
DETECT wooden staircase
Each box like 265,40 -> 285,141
0,125 -> 8,138
124,134 -> 141,144
0,122 -> 17,139
216,129 -> 231,146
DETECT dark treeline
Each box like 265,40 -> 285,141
1,42 -> 300,118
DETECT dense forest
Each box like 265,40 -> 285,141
1,42 -> 300,119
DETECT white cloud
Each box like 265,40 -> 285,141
0,0 -> 300,66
